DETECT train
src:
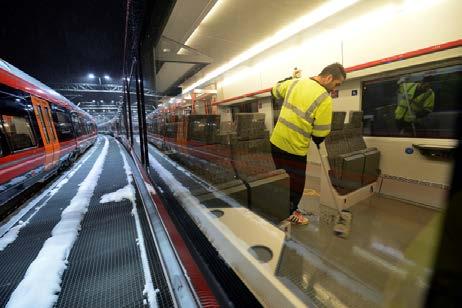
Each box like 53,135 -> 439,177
0,59 -> 97,208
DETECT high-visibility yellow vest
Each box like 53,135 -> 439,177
270,78 -> 332,156
395,82 -> 435,123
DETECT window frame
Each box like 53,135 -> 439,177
50,103 -> 75,142
0,85 -> 39,153
360,59 -> 462,139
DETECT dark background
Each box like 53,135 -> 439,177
0,0 -> 125,84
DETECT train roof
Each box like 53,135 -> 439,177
0,58 -> 93,120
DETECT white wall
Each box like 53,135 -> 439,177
186,0 -> 461,189
186,0 -> 462,100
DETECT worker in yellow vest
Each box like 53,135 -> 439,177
395,76 -> 435,136
271,63 -> 346,224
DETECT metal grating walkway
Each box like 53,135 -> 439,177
0,136 -> 173,307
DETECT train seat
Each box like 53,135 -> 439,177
325,112 -> 366,193
235,113 -> 268,140
346,111 -> 381,184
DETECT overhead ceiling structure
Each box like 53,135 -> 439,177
156,0 -> 328,96
52,82 -> 158,124
155,0 -> 217,96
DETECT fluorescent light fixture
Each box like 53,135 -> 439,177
104,75 -> 111,80
88,73 -> 95,79
182,0 -> 226,48
182,0 -> 360,93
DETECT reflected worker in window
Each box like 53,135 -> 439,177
394,76 -> 435,136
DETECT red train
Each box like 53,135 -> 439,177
0,59 -> 97,207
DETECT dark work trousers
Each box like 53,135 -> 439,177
270,143 -> 307,214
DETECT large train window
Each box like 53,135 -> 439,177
0,85 -> 38,152
0,115 -> 37,152
71,113 -> 82,136
362,64 -> 462,138
50,104 -> 74,142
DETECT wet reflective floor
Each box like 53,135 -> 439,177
279,167 -> 441,307
135,139 -> 441,307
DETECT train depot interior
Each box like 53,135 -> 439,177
1,0 -> 461,307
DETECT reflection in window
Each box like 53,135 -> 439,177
362,65 -> 462,138
71,113 -> 82,136
51,104 -> 74,142
1,114 -> 37,151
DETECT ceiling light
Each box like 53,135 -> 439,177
182,0 -> 360,94
88,73 -> 95,79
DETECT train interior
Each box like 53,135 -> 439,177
1,0 -> 461,307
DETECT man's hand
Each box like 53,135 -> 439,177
312,136 -> 325,149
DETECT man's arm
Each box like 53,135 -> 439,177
311,97 -> 333,147
271,78 -> 292,101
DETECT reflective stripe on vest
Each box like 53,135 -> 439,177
313,124 -> 331,131
305,92 -> 330,123
278,117 -> 312,139
282,83 -> 330,125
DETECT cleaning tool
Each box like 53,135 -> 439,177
317,146 -> 352,238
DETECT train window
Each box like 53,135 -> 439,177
80,118 -> 88,135
51,104 -> 74,142
0,114 -> 37,152
71,113 -> 82,136
36,106 -> 50,144
44,106 -> 57,142
0,85 -> 38,152
362,64 -> 462,138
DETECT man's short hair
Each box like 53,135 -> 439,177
319,63 -> 346,80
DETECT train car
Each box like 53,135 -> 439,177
146,44 -> 462,211
0,59 -> 97,207
143,53 -> 461,307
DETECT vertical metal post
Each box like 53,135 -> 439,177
135,59 -> 146,166
125,77 -> 134,146
138,47 -> 150,169
122,89 -> 129,139
191,92 -> 196,114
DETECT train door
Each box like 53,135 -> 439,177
30,96 -> 60,170
44,103 -> 61,163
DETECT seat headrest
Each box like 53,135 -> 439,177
331,112 -> 346,130
349,111 -> 363,128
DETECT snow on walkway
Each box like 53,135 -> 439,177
6,137 -> 109,308
0,137 -> 102,251
98,142 -> 159,308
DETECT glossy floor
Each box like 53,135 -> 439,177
278,166 -> 442,307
